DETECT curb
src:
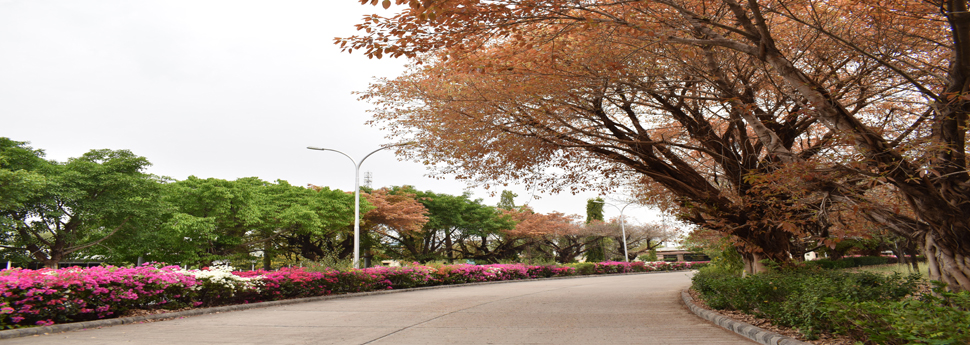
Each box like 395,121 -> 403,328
0,270 -> 681,339
681,290 -> 811,345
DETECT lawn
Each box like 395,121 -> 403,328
848,262 -> 929,278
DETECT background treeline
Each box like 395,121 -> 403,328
0,138 -> 676,269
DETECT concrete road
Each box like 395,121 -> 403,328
6,272 -> 754,345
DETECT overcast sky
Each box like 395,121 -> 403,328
0,0 -> 669,224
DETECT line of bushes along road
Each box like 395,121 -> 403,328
0,260 -> 700,329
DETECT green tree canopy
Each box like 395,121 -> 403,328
0,140 -> 162,267
497,190 -> 517,210
155,177 -> 364,267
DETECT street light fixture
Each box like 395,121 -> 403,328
592,200 -> 637,262
307,142 -> 413,269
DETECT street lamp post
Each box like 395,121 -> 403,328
307,143 -> 411,269
593,200 -> 636,262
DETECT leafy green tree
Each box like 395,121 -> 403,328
156,178 -> 362,267
277,183 -> 362,264
0,139 -> 50,263
585,198 -> 606,262
156,176 -> 269,266
497,190 -> 517,210
380,190 -> 515,263
585,198 -> 604,224
0,140 -> 162,268
0,139 -> 48,214
412,191 -> 470,263
451,196 -> 518,263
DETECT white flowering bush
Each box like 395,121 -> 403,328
178,265 -> 262,305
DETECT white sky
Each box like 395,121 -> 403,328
0,0 -> 667,224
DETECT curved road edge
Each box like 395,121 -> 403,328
0,270 -> 670,340
681,290 -> 811,345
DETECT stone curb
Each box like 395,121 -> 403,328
0,269 -> 683,339
681,290 -> 811,345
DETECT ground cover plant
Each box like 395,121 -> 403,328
851,262 -> 930,278
0,260 -> 699,328
803,256 -> 892,270
691,267 -> 970,344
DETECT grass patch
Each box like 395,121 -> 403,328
847,262 -> 929,278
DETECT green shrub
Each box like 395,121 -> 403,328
689,262 -> 710,270
805,256 -> 889,270
639,250 -> 658,262
683,237 -> 744,276
853,256 -> 888,267
690,267 -> 745,310
568,262 -> 596,275
825,282 -> 970,344
691,268 -> 921,339
804,259 -> 848,269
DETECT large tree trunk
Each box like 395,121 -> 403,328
922,230 -> 970,291
750,0 -> 970,291
721,220 -> 796,273
919,0 -> 970,292
25,243 -> 61,269
742,252 -> 768,275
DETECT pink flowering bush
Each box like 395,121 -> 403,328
334,270 -> 394,292
431,264 -> 515,284
426,264 -> 576,284
0,265 -> 197,328
234,267 -> 339,302
0,261 -> 696,328
358,266 -> 434,289
527,265 -> 576,278
446,264 -> 499,284
568,261 -> 707,275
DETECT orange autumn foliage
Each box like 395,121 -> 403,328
344,0 -> 970,289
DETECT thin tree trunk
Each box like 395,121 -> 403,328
905,240 -> 920,272
445,230 -> 453,263
263,242 -> 273,271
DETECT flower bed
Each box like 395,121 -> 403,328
0,261 -> 700,329
567,260 -> 705,275
0,265 -> 198,328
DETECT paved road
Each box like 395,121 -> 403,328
8,272 -> 754,345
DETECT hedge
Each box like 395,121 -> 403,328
0,260 -> 700,328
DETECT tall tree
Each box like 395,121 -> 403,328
157,178 -> 361,266
362,186 -> 429,263
343,0 -> 970,286
0,139 -> 51,264
388,190 -> 517,263
358,25 -> 836,271
160,176 -> 270,265
585,199 -> 605,225
0,139 -> 47,216
602,219 -> 679,262
0,141 -> 162,268
264,182 -> 360,267
497,190 -> 518,210
505,208 -> 590,263
584,198 -> 607,262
